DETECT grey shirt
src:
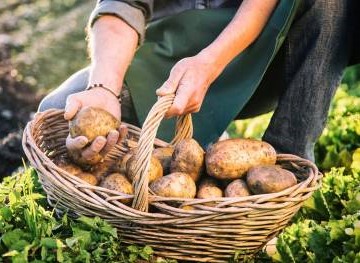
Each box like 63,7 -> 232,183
89,0 -> 240,43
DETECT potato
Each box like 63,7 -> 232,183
205,138 -> 276,180
170,139 -> 204,182
112,150 -> 135,174
91,160 -> 112,180
181,205 -> 195,211
58,162 -> 82,175
246,165 -> 297,194
69,106 -> 120,141
100,173 -> 133,204
197,178 -> 223,199
76,172 -> 98,186
127,155 -> 163,183
152,147 -> 174,174
150,172 -> 196,198
225,179 -> 251,197
197,178 -> 223,206
68,107 -> 119,166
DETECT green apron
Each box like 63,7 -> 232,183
125,0 -> 299,147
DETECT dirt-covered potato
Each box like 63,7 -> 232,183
196,178 -> 223,206
152,147 -> 174,174
100,173 -> 133,204
58,162 -> 82,175
76,172 -> 98,186
127,155 -> 163,183
112,150 -> 135,174
197,178 -> 223,199
246,165 -> 297,194
67,107 -> 120,166
69,107 -> 120,141
205,138 -> 277,180
170,139 -> 204,182
91,160 -> 112,180
225,179 -> 251,197
150,172 -> 196,198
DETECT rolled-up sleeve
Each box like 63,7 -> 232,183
89,0 -> 153,44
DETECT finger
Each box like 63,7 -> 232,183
82,136 -> 107,160
66,135 -> 88,151
117,124 -> 128,144
100,130 -> 119,155
165,84 -> 191,118
64,96 -> 81,120
184,104 -> 201,114
156,67 -> 186,96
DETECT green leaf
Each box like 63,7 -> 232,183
1,229 -> 27,248
129,253 -> 138,262
140,246 -> 153,260
40,238 -> 58,249
302,190 -> 331,220
10,240 -> 30,251
127,245 -> 138,253
351,148 -> 360,170
65,237 -> 78,249
329,220 -> 347,240
100,223 -> 117,238
71,227 -> 92,249
0,207 -> 12,221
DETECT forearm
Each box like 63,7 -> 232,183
88,15 -> 138,95
201,0 -> 278,69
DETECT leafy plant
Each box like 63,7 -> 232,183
0,167 -> 156,263
274,158 -> 360,263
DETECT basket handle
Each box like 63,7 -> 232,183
131,94 -> 193,212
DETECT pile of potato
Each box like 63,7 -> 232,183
60,107 -> 298,207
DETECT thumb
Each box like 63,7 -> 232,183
64,96 -> 81,120
156,66 -> 186,96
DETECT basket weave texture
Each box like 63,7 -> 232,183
23,94 -> 321,262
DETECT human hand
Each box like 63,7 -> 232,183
156,52 -> 225,118
64,88 -> 124,162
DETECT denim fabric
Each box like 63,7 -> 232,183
38,0 -> 355,161
262,0 -> 354,161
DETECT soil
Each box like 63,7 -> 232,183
0,40 -> 43,178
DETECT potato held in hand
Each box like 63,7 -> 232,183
170,139 -> 204,182
150,172 -> 196,198
68,107 -> 120,166
206,139 -> 276,180
247,165 -> 297,194
69,107 -> 120,141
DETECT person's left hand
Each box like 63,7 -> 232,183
156,52 -> 224,118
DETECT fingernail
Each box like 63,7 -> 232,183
80,137 -> 88,145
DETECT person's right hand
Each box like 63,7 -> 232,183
64,88 -> 125,162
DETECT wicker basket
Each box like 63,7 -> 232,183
23,94 -> 321,262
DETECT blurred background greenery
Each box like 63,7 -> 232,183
0,0 -> 92,92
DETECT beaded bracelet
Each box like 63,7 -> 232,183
86,84 -> 121,101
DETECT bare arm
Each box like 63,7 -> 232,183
203,0 -> 279,69
157,0 -> 279,117
64,16 -> 138,161
87,15 -> 138,97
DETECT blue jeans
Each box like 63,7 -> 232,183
38,0 -> 355,161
